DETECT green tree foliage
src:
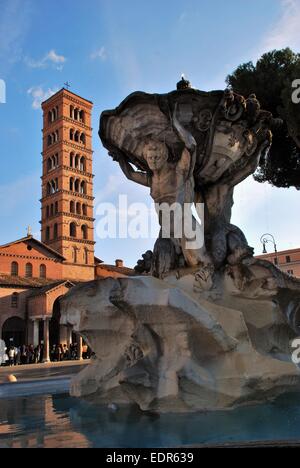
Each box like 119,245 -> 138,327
226,48 -> 300,189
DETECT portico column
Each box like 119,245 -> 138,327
43,318 -> 50,363
77,334 -> 83,360
33,320 -> 39,347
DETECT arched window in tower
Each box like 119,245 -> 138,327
70,222 -> 77,238
70,201 -> 75,213
40,264 -> 46,279
70,105 -> 74,119
80,157 -> 86,172
80,133 -> 86,145
80,181 -> 86,194
74,131 -> 80,143
73,247 -> 77,264
74,179 -> 80,193
81,225 -> 88,240
70,152 -> 74,167
55,201 -> 58,214
53,223 -> 58,239
70,129 -> 74,141
46,226 -> 50,241
47,182 -> 51,196
47,158 -> 52,172
48,111 -> 52,124
25,263 -> 33,278
48,134 -> 52,147
74,108 -> 79,121
76,202 -> 81,215
70,178 -> 74,191
55,178 -> 58,192
46,206 -> 50,218
79,110 -> 85,123
55,130 -> 59,142
82,204 -> 87,216
50,204 -> 54,217
84,248 -> 88,265
75,154 -> 80,169
11,292 -> 19,308
11,262 -> 19,277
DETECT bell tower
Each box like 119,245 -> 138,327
41,88 -> 95,280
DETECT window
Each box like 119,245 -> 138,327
46,206 -> 50,218
25,263 -> 33,278
80,157 -> 85,172
40,264 -> 46,279
70,152 -> 74,167
55,201 -> 58,214
70,201 -> 75,213
46,226 -> 50,241
76,202 -> 81,215
80,181 -> 86,194
75,154 -> 80,168
74,179 -> 80,192
11,293 -> 19,308
70,178 -> 74,191
70,222 -> 77,238
81,225 -> 88,240
80,133 -> 86,145
11,262 -> 19,276
82,204 -> 87,216
286,256 -> 291,263
70,129 -> 74,141
53,224 -> 58,239
84,248 -> 88,265
73,246 -> 77,263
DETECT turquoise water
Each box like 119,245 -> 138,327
1,393 -> 300,448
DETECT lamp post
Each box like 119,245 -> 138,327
260,233 -> 279,265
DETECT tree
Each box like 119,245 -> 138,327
226,48 -> 300,189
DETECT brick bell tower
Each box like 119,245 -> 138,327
41,88 -> 95,281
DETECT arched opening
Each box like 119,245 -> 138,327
80,133 -> 86,145
70,129 -> 74,141
2,317 -> 25,348
70,177 -> 74,191
84,248 -> 89,265
70,201 -> 75,213
53,223 -> 58,239
80,181 -> 86,194
46,226 -> 50,241
25,263 -> 33,278
75,154 -> 80,169
79,110 -> 85,123
74,131 -> 80,143
74,179 -> 80,193
81,225 -> 88,240
80,156 -> 85,172
70,105 -> 74,119
76,202 -> 81,215
70,152 -> 74,167
11,262 -> 19,276
55,201 -> 58,214
40,264 -> 46,279
70,222 -> 77,238
82,204 -> 87,216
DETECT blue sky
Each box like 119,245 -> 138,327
0,0 -> 299,266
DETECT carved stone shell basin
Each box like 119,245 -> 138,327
99,89 -> 260,185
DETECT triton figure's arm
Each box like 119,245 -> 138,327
172,104 -> 197,177
109,151 -> 149,187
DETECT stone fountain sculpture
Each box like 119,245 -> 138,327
61,80 -> 300,413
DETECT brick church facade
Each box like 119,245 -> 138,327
0,89 -> 134,361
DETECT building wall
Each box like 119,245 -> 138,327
0,241 -> 63,280
256,248 -> 300,278
0,287 -> 29,332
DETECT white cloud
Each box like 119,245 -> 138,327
27,86 -> 58,110
90,46 -> 107,61
25,49 -> 66,70
255,0 -> 300,58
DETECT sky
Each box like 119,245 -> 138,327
0,0 -> 299,267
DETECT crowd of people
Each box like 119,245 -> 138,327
0,342 -> 92,367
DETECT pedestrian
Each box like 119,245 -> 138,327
8,347 -> 15,366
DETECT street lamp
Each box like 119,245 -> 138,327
260,233 -> 279,264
